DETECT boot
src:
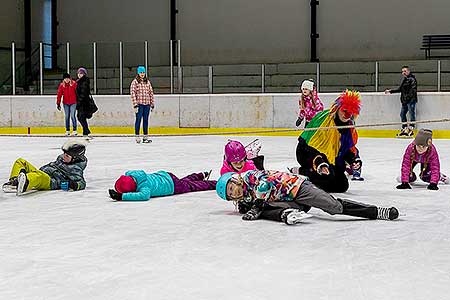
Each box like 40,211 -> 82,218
16,171 -> 29,196
377,207 -> 399,220
2,177 -> 18,193
280,208 -> 312,225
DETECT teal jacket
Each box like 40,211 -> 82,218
122,170 -> 174,201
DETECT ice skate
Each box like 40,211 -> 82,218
72,131 -> 78,136
142,135 -> 152,143
2,177 -> 18,193
245,139 -> 261,159
65,131 -> 70,136
377,207 -> 399,220
287,166 -> 300,174
439,173 -> 449,184
16,171 -> 29,196
351,169 -> 364,181
135,136 -> 141,144
203,170 -> 212,181
281,208 -> 313,225
396,128 -> 409,138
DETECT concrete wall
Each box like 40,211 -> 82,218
54,0 -> 450,64
1,93 -> 449,130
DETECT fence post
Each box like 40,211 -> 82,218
177,40 -> 182,93
145,41 -> 148,74
261,64 -> 265,93
208,66 -> 213,93
39,42 -> 43,95
375,61 -> 379,92
93,42 -> 97,94
11,42 -> 16,95
119,41 -> 123,95
170,40 -> 173,94
316,62 -> 320,92
66,42 -> 70,74
437,60 -> 441,92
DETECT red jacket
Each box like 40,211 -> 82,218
57,80 -> 77,105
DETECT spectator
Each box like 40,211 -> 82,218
385,66 -> 418,137
75,67 -> 92,139
56,73 -> 78,136
130,66 -> 155,144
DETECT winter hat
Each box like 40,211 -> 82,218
301,80 -> 314,91
63,73 -> 71,79
77,67 -> 87,76
137,66 -> 146,74
414,129 -> 433,146
115,175 -> 137,193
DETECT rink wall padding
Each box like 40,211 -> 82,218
0,93 -> 449,137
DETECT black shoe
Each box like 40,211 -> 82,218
377,207 -> 399,220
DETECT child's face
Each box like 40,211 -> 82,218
302,88 -> 311,96
63,78 -> 71,83
63,153 -> 73,163
337,108 -> 353,122
139,72 -> 146,79
415,144 -> 429,154
230,160 -> 245,171
226,181 -> 244,201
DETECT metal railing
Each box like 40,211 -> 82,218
1,40 -> 449,95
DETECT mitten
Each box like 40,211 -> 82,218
150,103 -> 155,110
133,106 -> 138,114
242,205 -> 262,221
427,183 -> 439,190
396,182 -> 412,189
295,117 -> 303,127
109,189 -> 123,201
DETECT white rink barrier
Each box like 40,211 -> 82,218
0,92 -> 449,130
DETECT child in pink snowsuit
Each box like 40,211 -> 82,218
296,79 -> 324,127
397,129 -> 449,190
220,140 -> 264,175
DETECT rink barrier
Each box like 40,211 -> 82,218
0,117 -> 450,138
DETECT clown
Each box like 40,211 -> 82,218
294,90 -> 363,193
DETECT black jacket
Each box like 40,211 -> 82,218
391,73 -> 417,104
76,76 -> 91,114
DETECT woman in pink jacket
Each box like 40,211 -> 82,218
220,140 -> 264,175
397,129 -> 448,190
295,79 -> 324,127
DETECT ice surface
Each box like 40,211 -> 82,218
0,136 -> 449,300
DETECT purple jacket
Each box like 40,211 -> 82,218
401,143 -> 440,184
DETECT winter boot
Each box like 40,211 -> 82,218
2,177 -> 18,193
142,135 -> 152,143
16,171 -> 29,196
280,208 -> 312,225
377,207 -> 399,220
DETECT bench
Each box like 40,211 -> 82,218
421,34 -> 450,59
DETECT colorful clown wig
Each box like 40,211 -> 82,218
330,89 -> 361,118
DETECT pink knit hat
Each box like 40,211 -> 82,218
114,175 -> 137,193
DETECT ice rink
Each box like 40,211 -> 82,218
1,135 -> 449,300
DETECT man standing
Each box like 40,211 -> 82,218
385,66 -> 418,137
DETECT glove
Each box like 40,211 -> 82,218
242,205 -> 262,221
295,117 -> 303,127
427,183 -> 439,190
109,189 -> 123,201
316,162 -> 330,175
133,106 -> 138,114
396,182 -> 411,189
150,103 -> 155,111
69,180 -> 78,191
238,200 -> 252,214
57,105 -> 61,111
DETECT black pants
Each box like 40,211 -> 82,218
77,112 -> 91,136
296,138 -> 349,193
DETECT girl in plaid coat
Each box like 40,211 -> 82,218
130,66 -> 155,143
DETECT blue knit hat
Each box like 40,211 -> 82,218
137,66 -> 146,74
